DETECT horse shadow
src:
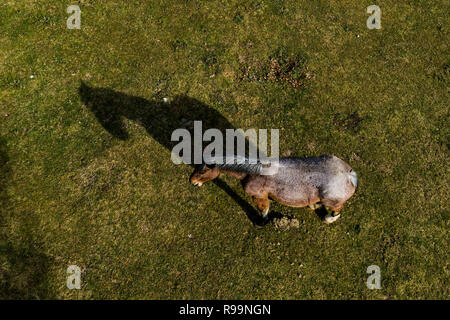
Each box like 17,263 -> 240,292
0,138 -> 53,299
78,82 -> 267,225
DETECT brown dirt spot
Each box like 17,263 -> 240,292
272,215 -> 300,230
333,111 -> 363,133
239,50 -> 311,89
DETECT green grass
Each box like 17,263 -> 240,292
0,0 -> 448,299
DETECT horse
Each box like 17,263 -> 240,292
189,155 -> 358,224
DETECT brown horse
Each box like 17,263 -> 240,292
190,155 -> 358,224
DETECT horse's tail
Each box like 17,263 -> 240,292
348,169 -> 358,188
204,155 -> 263,175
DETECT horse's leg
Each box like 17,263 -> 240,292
321,199 -> 344,224
252,196 -> 270,221
308,202 -> 322,210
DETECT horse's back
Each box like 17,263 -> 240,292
245,155 -> 355,207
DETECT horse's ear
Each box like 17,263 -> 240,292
194,164 -> 209,172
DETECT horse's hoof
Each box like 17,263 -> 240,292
324,213 -> 340,224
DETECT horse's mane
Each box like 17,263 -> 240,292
204,155 -> 263,174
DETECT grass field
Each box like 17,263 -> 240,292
0,0 -> 448,299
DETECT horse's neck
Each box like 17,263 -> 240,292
222,169 -> 247,180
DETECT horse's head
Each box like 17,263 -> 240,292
189,164 -> 220,187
